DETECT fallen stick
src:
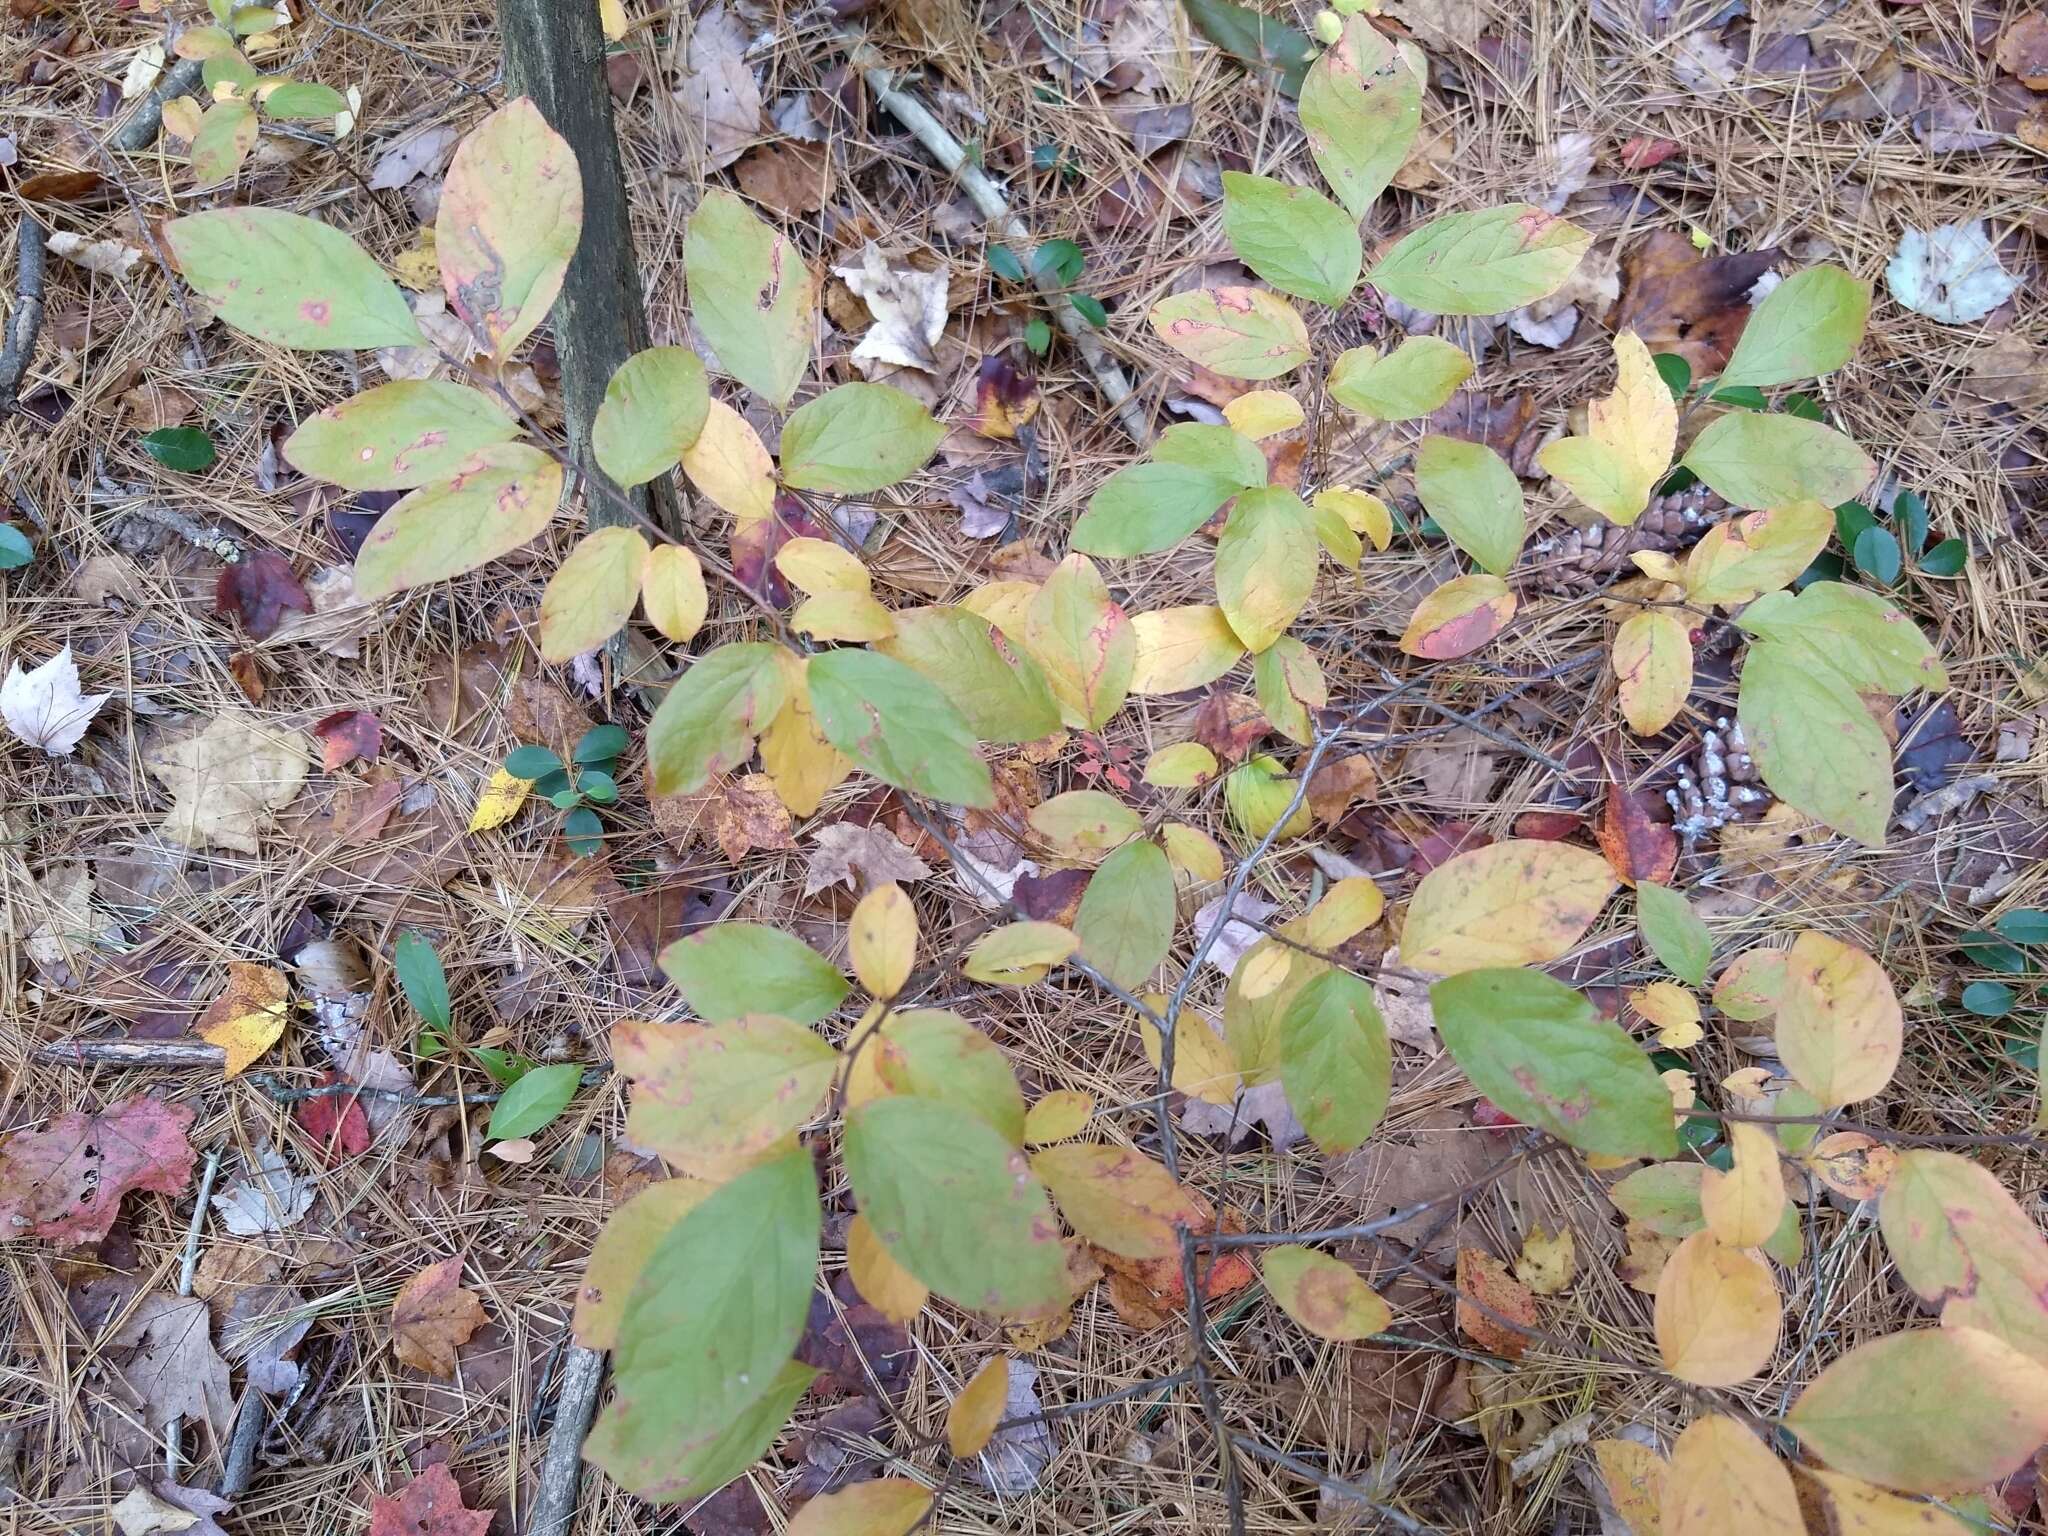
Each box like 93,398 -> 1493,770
0,219 -> 46,414
862,67 -> 1153,448
113,56 -> 206,154
33,1038 -> 225,1069
524,1342 -> 606,1536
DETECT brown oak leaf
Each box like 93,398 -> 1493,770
391,1257 -> 486,1377
0,1094 -> 195,1245
366,1464 -> 491,1536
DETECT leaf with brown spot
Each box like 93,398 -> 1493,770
573,1178 -> 708,1350
1402,838 -> 1616,974
1456,1247 -> 1538,1358
0,1095 -> 196,1245
1776,930 -> 1901,1107
1399,574 -> 1516,660
1805,1132 -> 1897,1201
390,1256 -> 487,1377
1031,1142 -> 1206,1260
1263,1244 -> 1392,1340
615,1015 -> 836,1179
1611,232 -> 1780,377
1594,1439 -> 1667,1536
1597,784 -> 1677,887
194,961 -> 289,1078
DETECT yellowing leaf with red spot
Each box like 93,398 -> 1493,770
946,1357 -> 1009,1457
786,1477 -> 931,1536
436,98 -> 581,362
1263,1244 -> 1391,1340
1031,1142 -> 1205,1260
163,207 -> 426,351
614,1015 -> 836,1179
846,1211 -> 927,1323
1149,286 -> 1310,380
1022,554 -> 1135,732
1593,1439 -> 1667,1536
1788,1326 -> 2048,1494
679,400 -> 777,525
1539,331 -> 1678,526
1664,1416 -> 1805,1536
283,379 -> 521,492
354,443 -> 564,600
1655,1231 -> 1779,1386
1401,838 -> 1616,974
1683,500 -> 1834,608
1805,1131 -> 1898,1201
1879,1148 -> 2048,1364
539,525 -> 649,662
1399,574 -> 1516,659
574,1178 -> 709,1348
1613,609 -> 1692,735
1776,930 -> 1901,1106
196,961 -> 289,1077
1701,1122 -> 1785,1249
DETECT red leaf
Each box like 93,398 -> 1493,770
1618,136 -> 1684,170
294,1072 -> 371,1165
971,355 -> 1041,440
366,1464 -> 492,1536
1013,866 -> 1089,925
1456,1247 -> 1539,1359
729,494 -> 827,608
313,710 -> 383,771
215,550 -> 311,639
1409,822 -> 1491,877
1595,784 -> 1677,887
1514,810 -> 1582,841
0,1095 -> 196,1245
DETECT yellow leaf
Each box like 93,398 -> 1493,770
1143,742 -> 1219,788
1702,1121 -> 1785,1249
960,578 -> 1038,639
946,1357 -> 1009,1457
1315,486 -> 1393,550
1631,549 -> 1684,584
1776,930 -> 1901,1106
392,229 -> 439,291
196,960 -> 289,1078
1023,1089 -> 1094,1144
1632,981 -> 1703,1048
775,536 -> 871,596
678,399 -> 776,525
1237,945 -> 1293,1000
573,1178 -> 708,1348
641,543 -> 708,644
963,921 -> 1078,986
597,0 -> 628,41
1031,1142 -> 1206,1258
1515,1226 -> 1575,1296
1128,605 -> 1246,695
1805,1130 -> 1898,1201
1801,1470 -> 1974,1536
759,659 -> 852,817
1263,1244 -> 1392,1339
468,765 -> 531,832
1159,822 -> 1225,886
1538,330 -> 1677,527
1399,573 -> 1516,659
786,1476 -> 931,1536
1223,389 -> 1304,440
849,883 -> 917,1000
847,1211 -> 927,1323
1288,876 -> 1385,950
1653,1231 -> 1780,1386
1683,500 -> 1833,609
538,525 -> 649,662
1137,994 -> 1239,1105
1023,553 -> 1136,731
1400,839 -> 1617,974
1664,1416 -> 1805,1536
1613,610 -> 1692,736
792,589 -> 896,642
1593,1438 -> 1667,1536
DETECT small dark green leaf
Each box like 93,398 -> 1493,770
564,805 -> 603,855
1783,391 -> 1824,421
578,769 -> 619,804
1834,501 -> 1876,549
1852,526 -> 1900,585
141,426 -> 217,472
395,930 -> 451,1031
1956,931 -> 2027,974
486,1061 -> 583,1140
549,787 -> 583,810
1961,980 -> 2016,1018
0,525 -> 31,570
988,244 -> 1027,283
1995,910 -> 2048,946
472,1047 -> 528,1086
1025,317 -> 1052,355
1703,383 -> 1767,409
533,767 -> 573,797
1181,0 -> 1317,96
1652,353 -> 1691,399
1796,551 -> 1844,589
504,744 -> 564,779
1069,292 -> 1108,328
1030,142 -> 1060,173
1896,490 -> 1930,553
575,723 -> 629,764
1033,239 -> 1084,285
1918,537 -> 1966,576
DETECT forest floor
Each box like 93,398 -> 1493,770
2,0 -> 2046,1533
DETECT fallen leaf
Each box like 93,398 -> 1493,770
1886,222 -> 2020,325
964,1355 -> 1054,1494
313,710 -> 383,770
672,3 -> 761,172
267,565 -> 387,659
468,766 -> 530,833
293,1072 -> 371,1165
111,1486 -> 203,1536
1,644 -> 112,756
1994,15 -> 2048,87
195,961 -> 290,1078
654,773 -> 798,864
366,1464 -> 491,1536
1597,784 -> 1677,887
734,138 -> 832,215
1611,232 -> 1777,377
1457,1247 -> 1540,1358
146,710 -> 310,853
804,820 -> 933,896
367,123 -> 461,190
390,1256 -> 487,1377
215,551 -> 312,639
111,1292 -> 233,1436
0,1094 -> 196,1244
14,860 -> 119,977
46,230 -> 145,276
1516,1227 -> 1575,1295
209,1142 -> 315,1235
834,243 -> 949,376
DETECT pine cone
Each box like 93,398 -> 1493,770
1668,716 -> 1767,843
1524,485 -> 1731,592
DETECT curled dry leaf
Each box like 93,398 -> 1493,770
390,1256 -> 487,1377
1,644 -> 112,756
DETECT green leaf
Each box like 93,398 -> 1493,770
1180,0 -> 1316,96
1033,238 -> 1084,284
646,642 -> 791,796
574,723 -> 629,764
1997,909 -> 2048,945
1074,839 -> 1175,992
164,207 -> 425,351
503,744 -> 563,779
1023,554 -> 1136,732
1919,537 -> 1966,576
283,380 -> 520,491
1278,970 -> 1391,1154
1072,462 -> 1241,557
1654,353 -> 1692,398
141,426 -> 217,473
1153,422 -> 1269,486
1735,582 -> 1946,695
1149,286 -> 1310,380
843,1096 -> 1070,1313
1414,435 -> 1526,576
876,605 -> 1061,744
563,806 -> 605,856
1024,317 -> 1052,355
778,383 -> 945,494
860,1009 -> 1026,1143
988,244 -> 1026,282
394,929 -> 451,1031
1736,639 -> 1893,847
1637,881 -> 1712,987
1219,172 -> 1362,305
806,648 -> 995,809
1853,526 -> 1901,585
485,1061 -> 581,1140
659,922 -> 849,1024
1369,205 -> 1592,317
587,1149 -> 819,1495
1896,490 -> 1929,553
1962,980 -> 2015,1017
1215,486 -> 1317,654
202,51 -> 258,94
1070,293 -> 1108,328
684,188 -> 816,410
259,81 -> 349,120
1253,633 -> 1325,744
575,770 -> 617,804
1680,412 -> 1875,511
1717,265 -> 1870,390
617,1015 -> 837,1174
591,346 -> 710,489
189,100 -> 258,184
1298,13 -> 1422,219
435,98 -> 581,362
1327,337 -> 1474,421
0,525 -> 31,570
353,443 -> 564,599
1612,1161 -> 1802,1267
1430,968 -> 1679,1159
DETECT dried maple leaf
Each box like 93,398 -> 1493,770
215,551 -> 311,639
312,710 -> 382,771
110,1292 -> 234,1435
146,710 -> 310,854
294,1072 -> 371,1165
1595,784 -> 1678,887
1456,1247 -> 1539,1360
1093,1206 -> 1257,1331
1,643 -> 111,756
804,820 -> 933,896
390,1256 -> 487,1377
0,1094 -> 195,1245
654,773 -> 796,865
194,961 -> 289,1078
366,1464 -> 491,1536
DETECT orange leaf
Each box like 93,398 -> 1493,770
1455,1247 -> 1538,1359
946,1356 -> 1010,1457
195,961 -> 289,1078
391,1256 -> 487,1377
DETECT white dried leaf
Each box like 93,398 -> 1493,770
210,1143 -> 316,1236
834,243 -> 951,375
2,644 -> 111,756
46,231 -> 144,277
1179,1077 -> 1306,1149
1190,891 -> 1278,976
1886,221 -> 2020,324
111,1487 -> 201,1536
966,1356 -> 1052,1493
672,3 -> 760,172
805,821 -> 933,896
366,123 -> 459,190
